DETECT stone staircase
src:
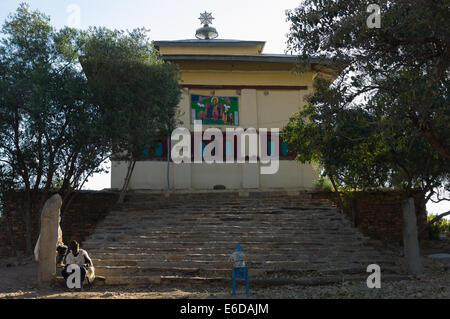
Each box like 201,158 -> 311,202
80,191 -> 401,287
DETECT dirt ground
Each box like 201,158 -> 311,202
0,240 -> 448,299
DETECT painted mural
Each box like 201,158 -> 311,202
191,95 -> 239,126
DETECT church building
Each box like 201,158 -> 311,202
111,12 -> 336,191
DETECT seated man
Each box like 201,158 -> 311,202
62,240 -> 95,288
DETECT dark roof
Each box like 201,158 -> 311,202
160,54 -> 332,66
153,39 -> 266,48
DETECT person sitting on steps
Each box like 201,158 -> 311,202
62,240 -> 95,289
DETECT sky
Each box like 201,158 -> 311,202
0,0 -> 301,53
1,1 -> 448,216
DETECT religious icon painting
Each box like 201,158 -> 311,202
191,95 -> 239,126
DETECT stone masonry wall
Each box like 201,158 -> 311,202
0,191 -> 118,256
311,190 -> 428,241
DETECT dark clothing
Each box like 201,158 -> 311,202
56,245 -> 68,264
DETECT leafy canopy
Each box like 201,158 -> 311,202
286,0 -> 450,160
0,3 -> 110,196
80,27 -> 182,160
283,0 -> 449,200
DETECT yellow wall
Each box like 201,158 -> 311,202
179,88 -> 309,130
176,69 -> 315,130
159,45 -> 263,55
180,70 -> 313,87
111,52 -> 321,190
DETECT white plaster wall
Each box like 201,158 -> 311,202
111,161 -> 173,190
259,161 -> 317,189
111,160 -> 317,190
191,163 -> 242,189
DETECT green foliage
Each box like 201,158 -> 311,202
0,3 -> 116,253
283,0 -> 450,199
283,84 -> 449,193
428,214 -> 450,239
51,180 -> 65,189
0,3 -> 111,195
80,27 -> 182,161
313,176 -> 333,192
0,4 -> 182,199
286,0 -> 449,158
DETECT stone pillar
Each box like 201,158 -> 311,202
174,163 -> 191,189
242,163 -> 259,189
402,197 -> 423,276
38,194 -> 62,286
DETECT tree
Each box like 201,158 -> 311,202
285,0 -> 450,221
286,0 -> 449,159
283,81 -> 449,196
0,4 -> 111,255
80,27 -> 182,203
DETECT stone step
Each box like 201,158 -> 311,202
94,219 -> 353,226
128,204 -> 336,208
83,234 -> 363,248
90,257 -> 392,267
123,196 -> 331,200
84,246 -> 385,258
88,228 -> 359,237
94,262 -> 399,280
60,271 -> 406,288
87,229 -> 361,238
97,217 -> 346,226
114,212 -> 339,218
105,208 -> 340,216
84,245 -> 369,255
75,192 -> 399,287
93,229 -> 356,235
121,197 -> 331,201
90,249 -> 388,262
90,257 -> 307,266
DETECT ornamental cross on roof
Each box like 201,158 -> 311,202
199,11 -> 214,26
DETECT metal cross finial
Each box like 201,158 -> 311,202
199,11 -> 214,26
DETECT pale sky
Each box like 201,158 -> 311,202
0,0 -> 302,53
1,1 -> 448,216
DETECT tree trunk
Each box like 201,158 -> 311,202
167,136 -> 170,190
118,160 -> 136,204
419,209 -> 450,236
351,196 -> 358,227
428,210 -> 450,225
419,120 -> 450,160
402,197 -> 423,276
61,189 -> 77,218
327,173 -> 345,213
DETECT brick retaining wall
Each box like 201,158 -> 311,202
0,191 -> 118,256
311,190 -> 428,241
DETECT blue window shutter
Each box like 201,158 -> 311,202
154,141 -> 163,157
281,142 -> 289,156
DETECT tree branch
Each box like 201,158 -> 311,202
428,210 -> 450,225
